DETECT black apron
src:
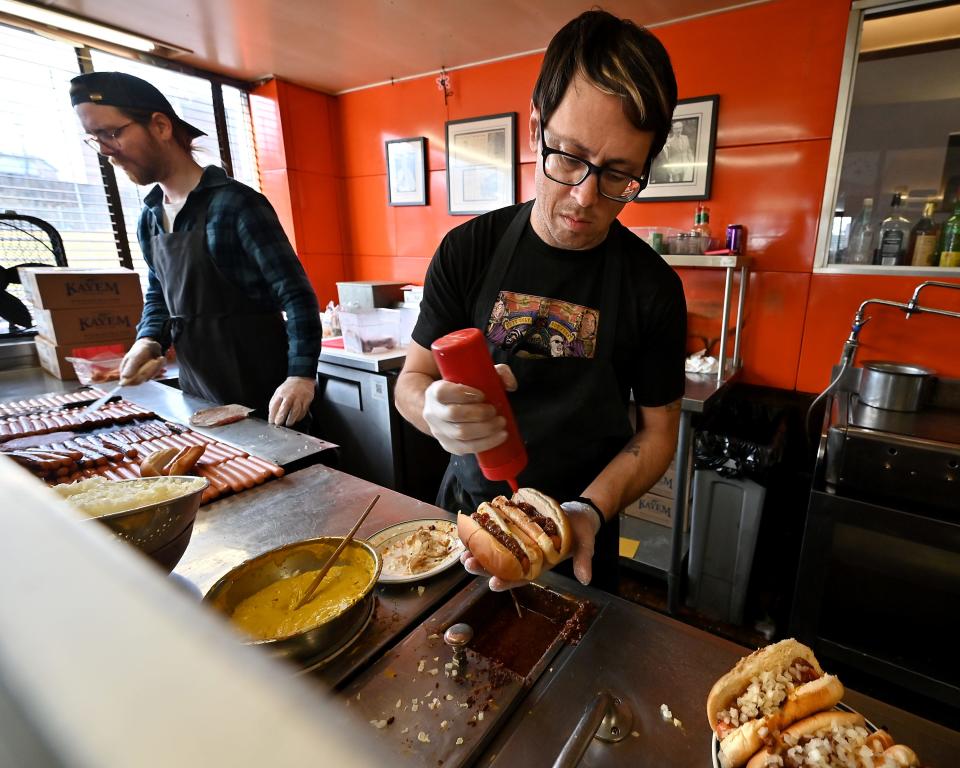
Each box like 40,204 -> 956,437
437,201 -> 633,593
151,198 -> 291,420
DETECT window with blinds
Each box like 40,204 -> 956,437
0,23 -> 263,337
0,25 -> 116,270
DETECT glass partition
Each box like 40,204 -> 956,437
817,0 -> 960,274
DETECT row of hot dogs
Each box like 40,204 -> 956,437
0,400 -> 155,440
0,391 -> 284,505
0,388 -> 104,418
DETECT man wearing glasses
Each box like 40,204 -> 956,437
70,72 -> 320,429
396,10 -> 686,594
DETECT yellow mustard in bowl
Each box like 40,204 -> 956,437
229,550 -> 372,641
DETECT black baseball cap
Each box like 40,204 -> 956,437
70,71 -> 206,139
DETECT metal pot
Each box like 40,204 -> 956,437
203,537 -> 381,661
859,361 -> 934,412
84,476 -> 209,573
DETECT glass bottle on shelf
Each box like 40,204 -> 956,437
937,202 -> 960,268
909,202 -> 939,266
876,193 -> 911,266
846,197 -> 876,265
692,204 -> 711,252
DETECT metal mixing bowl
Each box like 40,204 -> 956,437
203,537 -> 382,661
83,476 -> 209,573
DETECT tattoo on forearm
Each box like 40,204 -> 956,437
620,434 -> 644,458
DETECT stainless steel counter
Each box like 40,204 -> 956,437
0,365 -> 337,471
174,463 -> 468,687
169,461 -> 959,767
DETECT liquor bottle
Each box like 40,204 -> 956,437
876,193 -> 911,266
846,197 -> 876,265
937,202 -> 960,268
909,202 -> 939,266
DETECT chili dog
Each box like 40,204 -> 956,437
745,710 -> 920,768
456,488 -> 573,580
707,639 -> 844,768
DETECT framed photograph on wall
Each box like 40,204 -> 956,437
638,95 -> 719,202
445,113 -> 516,215
386,137 -> 428,206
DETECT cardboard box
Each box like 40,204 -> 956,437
19,268 -> 143,310
34,337 -> 132,381
34,305 -> 141,346
649,459 -> 677,497
623,490 -> 690,532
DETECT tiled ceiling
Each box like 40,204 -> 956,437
43,0 -> 771,93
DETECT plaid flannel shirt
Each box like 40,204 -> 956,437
136,166 -> 320,378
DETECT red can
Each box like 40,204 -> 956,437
431,328 -> 527,486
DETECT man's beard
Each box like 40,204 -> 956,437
115,159 -> 161,186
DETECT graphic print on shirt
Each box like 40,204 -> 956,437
485,290 -> 599,359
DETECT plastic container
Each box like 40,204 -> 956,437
339,308 -> 401,354
65,352 -> 125,385
628,226 -> 682,254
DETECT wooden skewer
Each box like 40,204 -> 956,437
510,589 -> 523,618
292,494 -> 380,610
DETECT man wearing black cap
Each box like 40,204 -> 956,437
71,71 -> 320,428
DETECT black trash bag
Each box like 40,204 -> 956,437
693,401 -> 787,483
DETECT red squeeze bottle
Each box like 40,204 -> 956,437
431,328 -> 527,492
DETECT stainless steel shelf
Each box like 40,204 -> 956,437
663,254 -> 746,269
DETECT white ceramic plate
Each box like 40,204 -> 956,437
366,518 -> 464,584
710,701 -> 878,768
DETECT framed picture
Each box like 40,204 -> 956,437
445,113 -> 516,215
638,95 -> 719,202
386,137 -> 427,206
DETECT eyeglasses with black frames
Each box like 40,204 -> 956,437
540,135 -> 648,202
82,121 -> 137,154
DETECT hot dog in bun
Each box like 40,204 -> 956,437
457,501 -> 543,581
457,487 -> 573,580
745,710 -> 920,768
707,638 -> 844,768
492,488 -> 572,565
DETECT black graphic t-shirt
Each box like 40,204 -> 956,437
413,203 -> 686,408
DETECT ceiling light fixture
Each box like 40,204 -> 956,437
0,0 -> 191,55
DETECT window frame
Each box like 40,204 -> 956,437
814,0 -> 960,276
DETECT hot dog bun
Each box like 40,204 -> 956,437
457,504 -> 543,581
494,488 -> 572,565
745,710 -> 920,768
708,639 -> 844,768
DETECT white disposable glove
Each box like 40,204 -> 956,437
268,376 -> 316,426
459,497 -> 603,591
422,363 -> 517,455
119,338 -> 163,384
559,500 -> 604,586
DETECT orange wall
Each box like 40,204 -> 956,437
258,0 -> 960,393
250,78 -> 348,308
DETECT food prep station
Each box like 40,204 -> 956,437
3,360 -> 960,767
